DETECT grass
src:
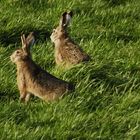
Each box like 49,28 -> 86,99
0,0 -> 140,139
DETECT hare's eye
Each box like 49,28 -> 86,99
53,29 -> 56,33
16,51 -> 20,54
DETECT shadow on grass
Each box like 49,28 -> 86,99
108,31 -> 139,44
28,119 -> 56,128
68,62 -> 131,92
89,62 -> 140,93
0,26 -> 50,47
0,90 -> 19,103
8,0 -> 50,9
0,101 -> 29,124
79,62 -> 140,112
103,0 -> 130,7
66,61 -> 140,111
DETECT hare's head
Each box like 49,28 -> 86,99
10,32 -> 35,64
50,11 -> 73,43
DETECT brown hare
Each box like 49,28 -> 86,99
10,32 -> 74,103
50,11 -> 90,68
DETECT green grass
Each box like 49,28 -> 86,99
0,0 -> 140,139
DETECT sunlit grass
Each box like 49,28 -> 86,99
0,0 -> 140,139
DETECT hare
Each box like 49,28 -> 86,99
50,11 -> 90,67
10,32 -> 74,103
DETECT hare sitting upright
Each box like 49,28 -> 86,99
50,11 -> 90,68
10,32 -> 74,103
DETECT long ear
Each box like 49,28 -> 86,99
59,11 -> 73,28
21,32 -> 35,55
26,32 -> 35,48
21,34 -> 26,49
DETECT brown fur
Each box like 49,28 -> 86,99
50,11 -> 90,67
10,33 -> 74,103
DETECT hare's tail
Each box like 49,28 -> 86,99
83,54 -> 91,62
68,82 -> 75,91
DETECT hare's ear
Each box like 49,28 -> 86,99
68,11 -> 73,18
26,32 -> 35,48
21,34 -> 26,48
21,34 -> 28,54
59,11 -> 73,28
21,32 -> 35,55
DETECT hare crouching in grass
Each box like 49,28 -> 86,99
50,11 -> 90,67
10,33 -> 74,103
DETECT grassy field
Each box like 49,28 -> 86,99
0,0 -> 140,139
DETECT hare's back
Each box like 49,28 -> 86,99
60,42 -> 89,64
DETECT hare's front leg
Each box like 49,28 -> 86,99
19,89 -> 27,102
55,51 -> 63,65
25,93 -> 31,103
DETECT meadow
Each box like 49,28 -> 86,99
0,0 -> 140,139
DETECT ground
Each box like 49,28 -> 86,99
0,0 -> 140,139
